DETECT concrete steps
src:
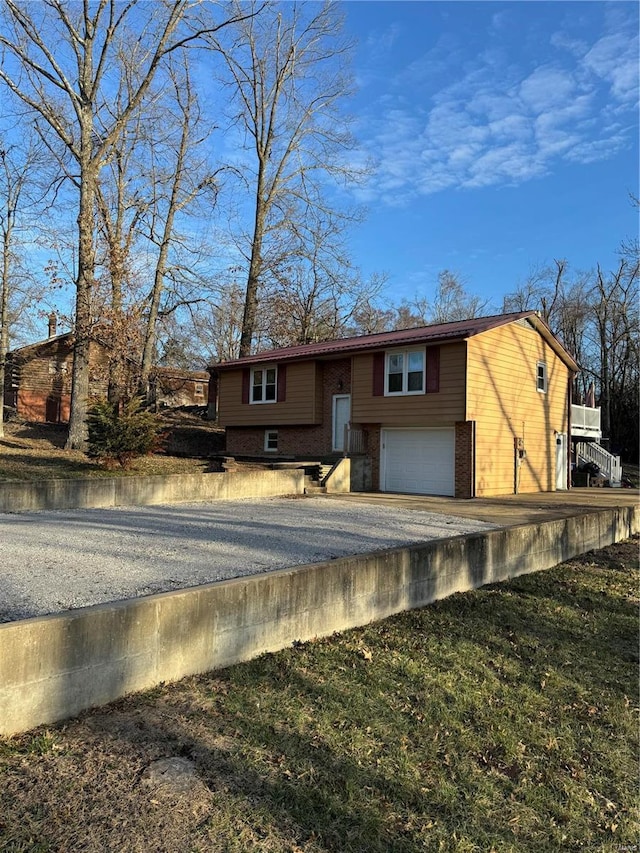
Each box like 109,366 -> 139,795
304,474 -> 327,495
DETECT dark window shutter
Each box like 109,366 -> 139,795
426,346 -> 440,393
277,365 -> 286,402
372,352 -> 385,396
241,368 -> 250,404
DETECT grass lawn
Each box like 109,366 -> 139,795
0,419 -> 219,481
0,538 -> 638,852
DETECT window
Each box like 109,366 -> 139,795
251,366 -> 277,403
536,361 -> 547,393
48,359 -> 67,375
264,429 -> 278,452
385,349 -> 425,395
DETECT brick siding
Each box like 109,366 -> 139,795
226,358 -> 351,460
454,420 -> 475,498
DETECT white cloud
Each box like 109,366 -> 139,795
519,66 -> 579,112
582,32 -> 638,99
365,22 -> 402,53
354,10 -> 638,205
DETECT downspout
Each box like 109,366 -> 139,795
207,367 -> 219,422
464,340 -> 476,498
567,372 -> 574,490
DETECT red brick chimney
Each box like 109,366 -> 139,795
48,313 -> 57,338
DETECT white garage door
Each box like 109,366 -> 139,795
381,428 -> 455,496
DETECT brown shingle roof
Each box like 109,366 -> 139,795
214,311 -> 577,371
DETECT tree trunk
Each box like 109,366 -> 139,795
0,228 -> 10,439
239,246 -> 262,357
139,247 -> 168,398
239,172 -> 266,357
66,141 -> 96,450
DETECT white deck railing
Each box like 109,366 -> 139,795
571,404 -> 601,439
345,426 -> 367,456
576,441 -> 622,486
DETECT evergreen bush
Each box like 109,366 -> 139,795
87,397 -> 165,468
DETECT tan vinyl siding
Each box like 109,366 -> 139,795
467,321 -> 570,497
351,342 -> 466,426
218,360 -> 319,426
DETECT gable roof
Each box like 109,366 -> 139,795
9,334 -> 210,378
214,311 -> 579,372
8,332 -> 74,358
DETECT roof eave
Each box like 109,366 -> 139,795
211,312 -> 539,371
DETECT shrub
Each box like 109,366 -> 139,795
87,397 -> 165,468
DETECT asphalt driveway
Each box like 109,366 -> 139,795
0,495 -> 497,622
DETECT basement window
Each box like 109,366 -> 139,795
264,429 -> 278,452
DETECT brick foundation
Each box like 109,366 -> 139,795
16,391 -> 71,424
226,425 -> 329,458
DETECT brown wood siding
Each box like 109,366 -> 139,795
218,360 -> 319,426
351,343 -> 466,426
467,322 -> 570,497
14,340 -> 75,396
10,339 -> 111,421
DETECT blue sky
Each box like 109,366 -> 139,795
340,0 -> 639,308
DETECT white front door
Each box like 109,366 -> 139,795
555,433 -> 567,490
332,395 -> 351,451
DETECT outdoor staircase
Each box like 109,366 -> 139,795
304,473 -> 326,495
576,441 -> 622,487
303,462 -> 336,495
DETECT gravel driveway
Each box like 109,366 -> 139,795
0,496 -> 496,622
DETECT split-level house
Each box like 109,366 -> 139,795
3,317 -> 209,423
214,311 -> 579,498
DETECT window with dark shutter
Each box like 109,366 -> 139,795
249,365 -> 278,403
383,348 -> 425,395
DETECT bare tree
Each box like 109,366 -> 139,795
0,1 -> 247,447
94,93 -> 148,405
211,0 -> 364,355
192,280 -> 246,363
138,55 -> 222,397
260,208 -> 385,347
592,259 -> 639,445
504,254 -> 640,460
0,137 -> 49,437
430,270 -> 491,323
349,292 -> 396,336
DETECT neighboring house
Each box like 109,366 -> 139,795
149,366 -> 209,410
214,311 -> 579,498
4,317 -> 208,423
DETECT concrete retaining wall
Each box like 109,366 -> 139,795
1,504 -> 637,736
0,469 -> 305,513
324,458 -> 351,493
